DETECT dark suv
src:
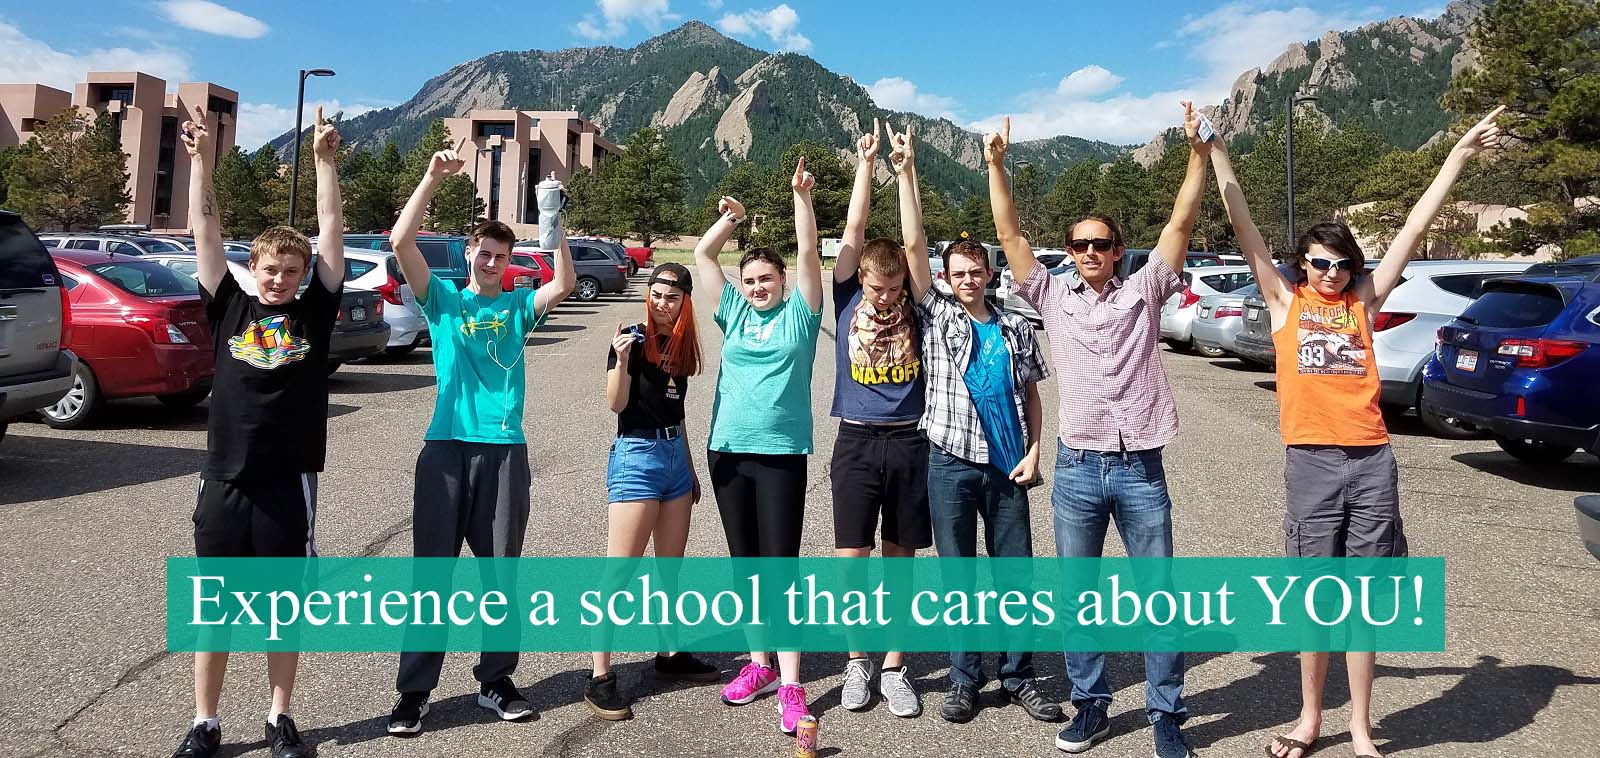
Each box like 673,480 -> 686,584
1,212 -> 76,445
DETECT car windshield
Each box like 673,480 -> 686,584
139,239 -> 186,253
1460,286 -> 1567,328
86,260 -> 200,296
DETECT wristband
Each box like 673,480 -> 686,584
724,211 -> 744,226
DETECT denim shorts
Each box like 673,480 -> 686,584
606,435 -> 696,504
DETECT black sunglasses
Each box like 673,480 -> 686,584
1069,238 -> 1115,253
1308,257 -> 1358,272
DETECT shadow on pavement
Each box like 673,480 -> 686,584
1209,358 -> 1270,373
330,371 -> 436,394
1254,380 -> 1277,393
0,435 -> 206,505
525,336 -> 567,347
1450,452 -> 1600,493
536,323 -> 586,333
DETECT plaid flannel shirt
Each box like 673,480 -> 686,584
914,287 -> 1050,464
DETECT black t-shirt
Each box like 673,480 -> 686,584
607,323 -> 687,434
201,271 -> 341,480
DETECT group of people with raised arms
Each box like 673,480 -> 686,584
167,93 -> 1503,758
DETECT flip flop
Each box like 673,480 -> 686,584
1265,736 -> 1315,758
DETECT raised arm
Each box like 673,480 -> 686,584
311,107 -> 344,291
693,196 -> 743,291
835,118 -> 880,282
179,105 -> 224,295
985,117 -> 1039,283
1364,105 -> 1505,309
887,121 -> 929,298
1210,131 -> 1294,314
792,157 -> 823,311
391,139 -> 465,304
532,228 -> 574,317
1153,101 -> 1210,274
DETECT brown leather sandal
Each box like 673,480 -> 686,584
1265,736 -> 1315,757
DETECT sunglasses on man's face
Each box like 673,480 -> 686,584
1308,257 -> 1358,272
1069,238 -> 1115,253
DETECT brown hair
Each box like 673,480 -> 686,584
1288,221 -> 1366,290
859,238 -> 907,279
469,220 -> 517,249
1068,213 -> 1125,249
941,239 -> 990,271
249,226 -> 312,268
738,247 -> 786,274
644,269 -> 702,377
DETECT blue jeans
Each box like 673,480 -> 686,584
1052,444 -> 1186,723
927,444 -> 1034,691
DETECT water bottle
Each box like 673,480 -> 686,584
536,173 -> 566,251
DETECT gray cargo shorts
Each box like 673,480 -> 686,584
1283,444 -> 1408,558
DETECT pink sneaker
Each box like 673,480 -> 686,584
721,661 -> 778,705
775,683 -> 811,735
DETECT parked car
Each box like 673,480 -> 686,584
1161,265 -> 1257,350
1118,249 -> 1223,279
1422,262 -> 1600,463
997,258 -> 1075,323
40,251 -> 213,427
565,240 -> 630,301
313,247 -> 430,357
1233,262 -> 1383,368
0,212 -> 76,444
511,250 -> 554,288
37,233 -> 190,256
1190,282 -> 1261,358
574,237 -> 645,277
1579,495 -> 1600,561
623,246 -> 654,275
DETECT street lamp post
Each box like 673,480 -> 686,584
1285,90 -> 1319,250
288,68 -> 336,228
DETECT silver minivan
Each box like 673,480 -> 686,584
0,212 -> 76,444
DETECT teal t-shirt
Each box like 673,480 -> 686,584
962,314 -> 1024,475
419,275 -> 547,443
709,282 -> 822,454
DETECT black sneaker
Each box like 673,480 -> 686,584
386,692 -> 429,735
478,677 -> 535,721
1152,711 -> 1196,758
265,715 -> 311,758
1007,679 -> 1063,722
584,671 -> 634,720
939,681 -> 978,723
171,723 -> 220,758
654,652 -> 721,682
1055,702 -> 1110,753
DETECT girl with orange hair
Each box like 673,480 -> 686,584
585,262 -> 719,720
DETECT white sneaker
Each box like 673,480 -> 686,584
840,657 -> 874,711
879,665 -> 921,718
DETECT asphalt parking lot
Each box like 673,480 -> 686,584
2,269 -> 1597,758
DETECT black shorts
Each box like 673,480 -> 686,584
830,422 -> 932,550
193,474 -> 319,558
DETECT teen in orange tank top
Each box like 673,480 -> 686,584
1271,285 -> 1388,447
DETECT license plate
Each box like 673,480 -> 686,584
1245,307 -> 1261,321
1455,350 -> 1478,372
1199,306 -> 1211,318
350,306 -> 367,322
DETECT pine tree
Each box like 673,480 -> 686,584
604,127 -> 689,247
1041,160 -> 1101,248
213,145 -> 270,239
6,111 -> 130,231
399,120 -> 478,232
698,160 -> 774,250
342,140 -> 404,233
748,141 -> 850,254
955,193 -> 996,244
564,167 -> 613,236
0,145 -> 19,208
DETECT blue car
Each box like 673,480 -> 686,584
1421,256 -> 1600,463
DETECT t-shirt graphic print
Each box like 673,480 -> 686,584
829,275 -> 925,423
1295,300 -> 1369,376
228,314 -> 312,369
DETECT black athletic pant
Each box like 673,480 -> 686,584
708,451 -> 807,557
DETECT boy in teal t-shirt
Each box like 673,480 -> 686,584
384,142 -> 575,736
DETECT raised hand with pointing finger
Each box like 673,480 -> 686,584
885,120 -> 915,173
858,117 -> 881,163
429,137 -> 468,179
792,156 -> 815,195
984,115 -> 1010,168
313,105 -> 341,164
1454,105 -> 1505,158
179,104 -> 210,160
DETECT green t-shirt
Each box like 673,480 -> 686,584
419,275 -> 547,443
709,282 -> 823,454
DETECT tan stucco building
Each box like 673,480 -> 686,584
445,110 -> 622,236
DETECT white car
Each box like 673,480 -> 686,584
1160,265 -> 1257,349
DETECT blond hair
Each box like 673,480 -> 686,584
249,226 -> 313,268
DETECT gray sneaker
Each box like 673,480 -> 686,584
879,665 -> 921,718
840,657 -> 874,711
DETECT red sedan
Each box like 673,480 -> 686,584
42,250 -> 213,428
511,248 -> 555,287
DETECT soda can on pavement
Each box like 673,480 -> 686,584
794,715 -> 818,758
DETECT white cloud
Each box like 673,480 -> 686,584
706,0 -> 724,8
574,0 -> 678,40
234,100 -> 390,151
867,77 -> 959,121
0,21 -> 192,91
971,2 -> 1386,143
716,4 -> 811,52
157,0 -> 269,39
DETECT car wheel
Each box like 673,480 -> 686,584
1493,435 -> 1576,464
1416,384 -> 1480,440
576,276 -> 600,302
384,343 -> 418,357
41,361 -> 103,429
156,387 -> 211,409
627,261 -> 639,277
1193,340 -> 1226,358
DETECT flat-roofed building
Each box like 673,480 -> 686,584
445,110 -> 622,236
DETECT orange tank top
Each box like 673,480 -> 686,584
1271,285 -> 1389,446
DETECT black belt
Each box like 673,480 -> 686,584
619,425 -> 683,440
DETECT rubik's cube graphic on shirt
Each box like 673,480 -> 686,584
228,314 -> 311,370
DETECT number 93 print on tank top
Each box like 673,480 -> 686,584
1294,297 -> 1369,376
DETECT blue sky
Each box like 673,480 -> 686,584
0,0 -> 1445,149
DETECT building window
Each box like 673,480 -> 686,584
476,122 -> 514,139
98,86 -> 133,105
489,144 -> 504,221
524,147 -> 543,225
155,116 -> 178,219
207,96 -> 234,116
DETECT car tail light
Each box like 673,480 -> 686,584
616,263 -> 628,273
1495,338 -> 1588,368
373,298 -> 384,318
1515,395 -> 1527,417
1178,286 -> 1200,308
123,314 -> 189,344
1214,305 -> 1243,318
1372,312 -> 1416,332
58,286 -> 72,345
514,275 -> 537,289
376,275 -> 404,306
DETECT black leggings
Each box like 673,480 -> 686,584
708,450 -> 807,557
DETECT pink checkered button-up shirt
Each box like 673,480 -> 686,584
1015,256 -> 1185,452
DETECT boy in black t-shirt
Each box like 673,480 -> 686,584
168,105 -> 345,758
